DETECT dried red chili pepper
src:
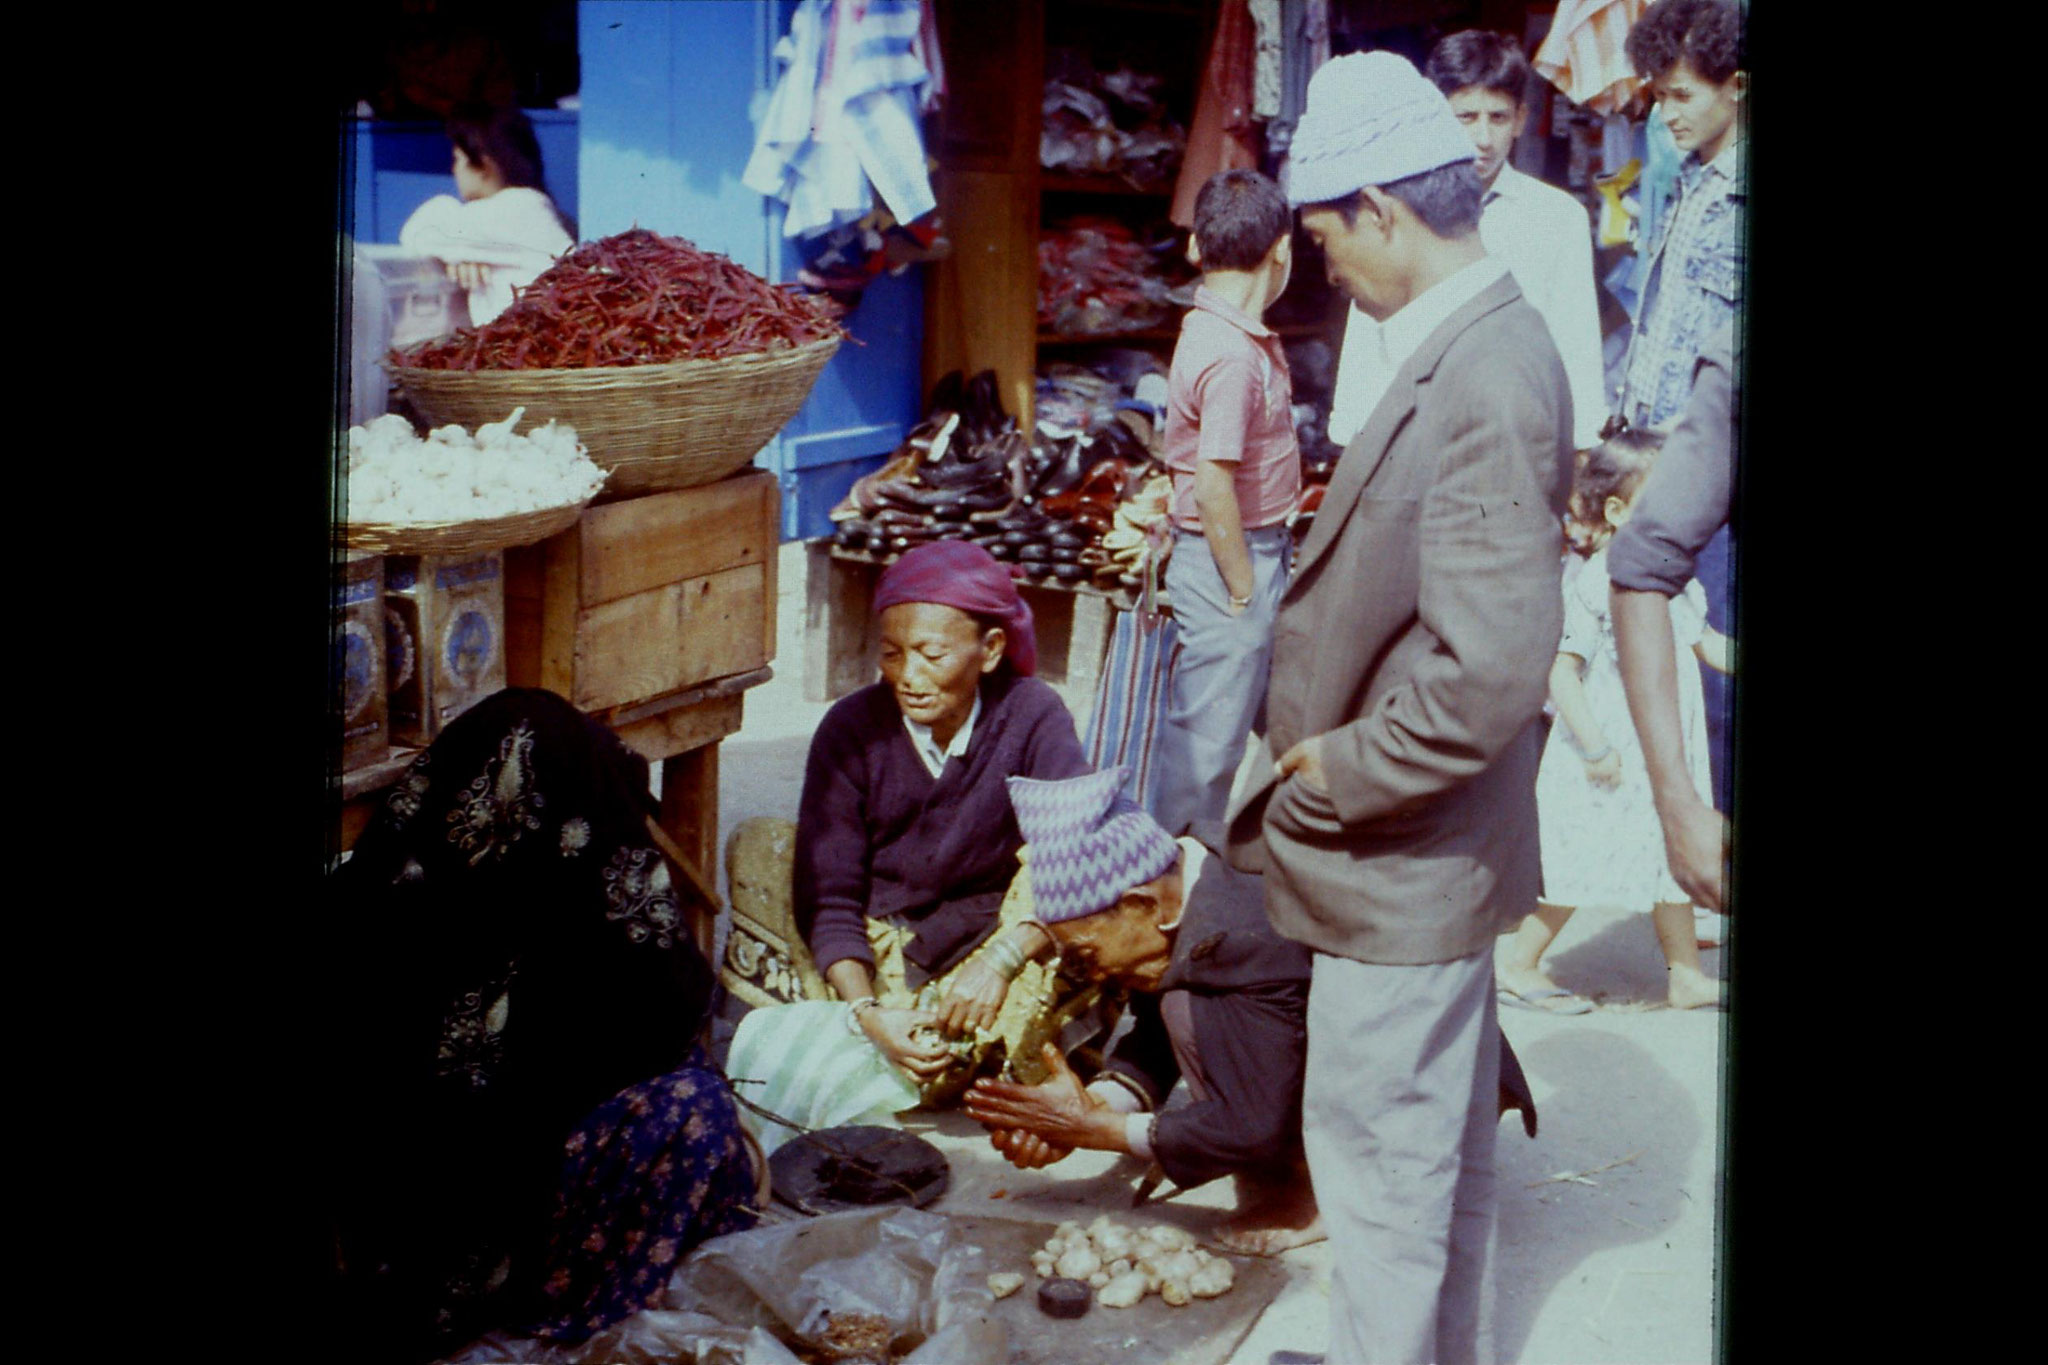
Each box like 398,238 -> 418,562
394,228 -> 845,371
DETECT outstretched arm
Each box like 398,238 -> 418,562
1612,585 -> 1726,909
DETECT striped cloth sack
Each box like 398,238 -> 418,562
723,1000 -> 921,1159
1082,606 -> 1183,817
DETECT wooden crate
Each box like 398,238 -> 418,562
504,470 -> 779,714
338,551 -> 388,771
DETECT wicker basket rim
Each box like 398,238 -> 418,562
344,495 -> 593,535
384,332 -> 840,379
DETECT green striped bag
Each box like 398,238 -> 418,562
723,1000 -> 922,1158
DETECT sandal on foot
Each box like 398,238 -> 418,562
1498,985 -> 1594,1015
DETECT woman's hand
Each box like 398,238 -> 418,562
858,1004 -> 953,1083
935,957 -> 1013,1038
963,1044 -> 1126,1153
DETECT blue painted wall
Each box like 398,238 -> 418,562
579,0 -> 921,541
348,110 -> 580,245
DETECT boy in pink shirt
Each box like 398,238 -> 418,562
1153,169 -> 1303,835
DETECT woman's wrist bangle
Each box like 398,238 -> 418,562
1228,590 -> 1254,608
1579,742 -> 1612,764
982,935 -> 1029,982
846,997 -> 881,1036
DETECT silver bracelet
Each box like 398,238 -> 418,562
846,997 -> 880,1036
1579,742 -> 1612,764
982,934 -> 1028,981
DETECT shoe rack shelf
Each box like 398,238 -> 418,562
928,0 -> 1349,426
924,0 -> 1215,427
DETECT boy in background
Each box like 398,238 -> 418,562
1330,29 -> 1607,451
1152,169 -> 1302,837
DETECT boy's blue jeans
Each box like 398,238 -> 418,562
1152,523 -> 1292,837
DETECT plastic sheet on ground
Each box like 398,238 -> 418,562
444,1206 -> 1004,1365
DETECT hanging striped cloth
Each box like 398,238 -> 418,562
1081,606 -> 1184,817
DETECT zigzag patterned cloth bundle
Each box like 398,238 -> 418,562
1006,766 -> 1180,923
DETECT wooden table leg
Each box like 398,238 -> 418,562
660,744 -> 722,963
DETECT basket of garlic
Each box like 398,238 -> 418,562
344,407 -> 608,555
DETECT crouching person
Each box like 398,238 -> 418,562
966,769 -> 1540,1254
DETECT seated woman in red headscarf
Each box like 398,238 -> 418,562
722,542 -> 1095,1104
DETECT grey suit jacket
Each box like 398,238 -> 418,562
1227,274 -> 1574,965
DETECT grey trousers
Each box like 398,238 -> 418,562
1303,948 -> 1501,1365
1153,524 -> 1291,836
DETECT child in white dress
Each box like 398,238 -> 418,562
1499,430 -> 1731,1012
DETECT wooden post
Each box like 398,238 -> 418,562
1063,590 -> 1117,735
805,540 -> 881,702
659,744 -> 722,957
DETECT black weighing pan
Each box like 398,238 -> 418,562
769,1124 -> 951,1216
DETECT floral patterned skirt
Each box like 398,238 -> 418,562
529,1045 -> 762,1344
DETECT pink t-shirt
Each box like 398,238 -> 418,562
1162,287 -> 1302,531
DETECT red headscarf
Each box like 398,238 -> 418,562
871,541 -> 1038,676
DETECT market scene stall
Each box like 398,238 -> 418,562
326,2 -> 1744,1362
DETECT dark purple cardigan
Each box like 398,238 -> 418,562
794,671 -> 1090,985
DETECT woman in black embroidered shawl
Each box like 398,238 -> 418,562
323,688 -> 760,1361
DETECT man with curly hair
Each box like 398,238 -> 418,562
1615,0 -> 1746,433
1614,0 -> 1746,823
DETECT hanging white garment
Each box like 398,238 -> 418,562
745,0 -> 865,239
745,0 -> 941,241
1532,0 -> 1647,115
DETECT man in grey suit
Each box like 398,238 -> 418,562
1234,52 -> 1574,1365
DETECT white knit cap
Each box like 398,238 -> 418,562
1284,51 -> 1476,207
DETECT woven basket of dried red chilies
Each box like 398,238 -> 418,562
386,230 -> 845,498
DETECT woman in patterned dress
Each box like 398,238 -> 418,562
324,688 -> 762,1361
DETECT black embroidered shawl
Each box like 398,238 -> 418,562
324,687 -> 717,1357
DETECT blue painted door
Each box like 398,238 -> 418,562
578,0 -> 921,541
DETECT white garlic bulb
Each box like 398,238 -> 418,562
1095,1226 -> 1134,1260
1055,1245 -> 1103,1280
1096,1271 -> 1148,1309
1189,1259 -> 1235,1298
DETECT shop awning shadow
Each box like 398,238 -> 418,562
1492,1028 -> 1705,1363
